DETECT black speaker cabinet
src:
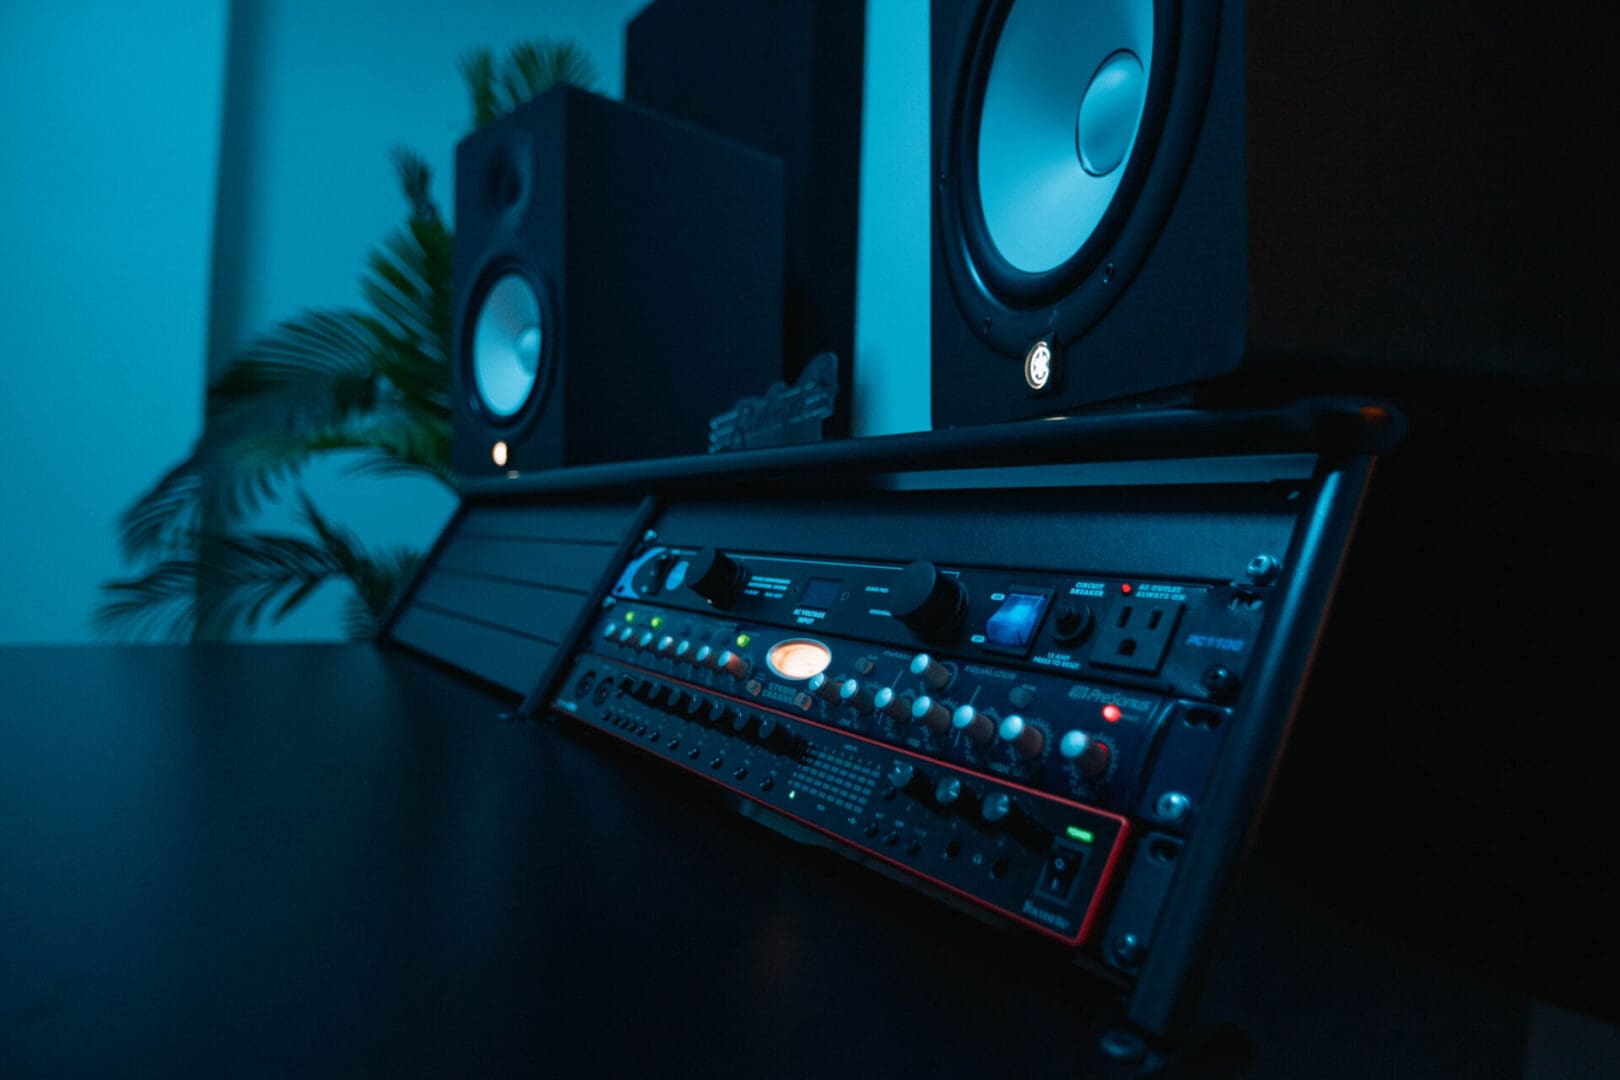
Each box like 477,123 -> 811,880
452,86 -> 784,477
930,0 -> 1610,427
626,0 -> 867,438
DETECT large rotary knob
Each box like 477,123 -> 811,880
889,561 -> 968,640
685,547 -> 748,608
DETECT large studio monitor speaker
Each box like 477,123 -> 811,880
452,86 -> 784,478
626,0 -> 866,438
930,0 -> 1609,427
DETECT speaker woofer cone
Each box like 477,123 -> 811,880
976,0 -> 1154,276
934,0 -> 1214,361
471,272 -> 547,420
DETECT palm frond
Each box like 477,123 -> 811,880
205,310 -> 381,430
297,494 -> 423,640
115,311 -> 384,559
390,146 -> 440,225
115,202 -> 457,562
464,39 -> 600,129
117,461 -> 205,560
94,528 -> 349,642
340,453 -> 456,489
97,497 -> 428,642
460,48 -> 500,128
360,219 -> 454,386
341,592 -> 380,642
506,40 -> 599,98
341,546 -> 425,640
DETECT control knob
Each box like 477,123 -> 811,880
809,672 -> 842,704
911,695 -> 953,734
685,547 -> 748,608
951,704 -> 997,748
981,791 -> 1013,824
1059,730 -> 1112,778
716,650 -> 751,680
909,652 -> 952,691
933,775 -> 979,816
980,792 -> 1048,849
997,714 -> 1046,760
873,687 -> 911,722
889,561 -> 968,640
754,714 -> 791,751
837,678 -> 873,711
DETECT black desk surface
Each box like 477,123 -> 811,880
3,645 -> 1614,1077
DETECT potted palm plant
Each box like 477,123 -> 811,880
98,40 -> 599,642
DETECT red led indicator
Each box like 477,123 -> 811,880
1102,704 -> 1122,723
1121,583 -> 1134,594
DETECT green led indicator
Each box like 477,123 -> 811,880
735,633 -> 751,648
788,790 -> 797,800
650,616 -> 664,629
1065,826 -> 1095,844
624,611 -> 636,623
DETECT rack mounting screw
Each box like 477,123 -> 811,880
1111,932 -> 1147,969
1156,791 -> 1191,823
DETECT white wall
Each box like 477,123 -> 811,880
853,0 -> 932,439
0,2 -> 227,644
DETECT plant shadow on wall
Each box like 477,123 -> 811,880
96,41 -> 599,642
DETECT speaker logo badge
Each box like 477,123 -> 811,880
1024,338 -> 1056,393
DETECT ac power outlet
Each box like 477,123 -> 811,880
1091,599 -> 1184,675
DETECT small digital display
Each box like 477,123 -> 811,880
798,577 -> 842,610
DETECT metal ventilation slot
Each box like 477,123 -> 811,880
384,499 -> 641,694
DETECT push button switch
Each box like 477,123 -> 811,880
986,593 -> 1049,649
